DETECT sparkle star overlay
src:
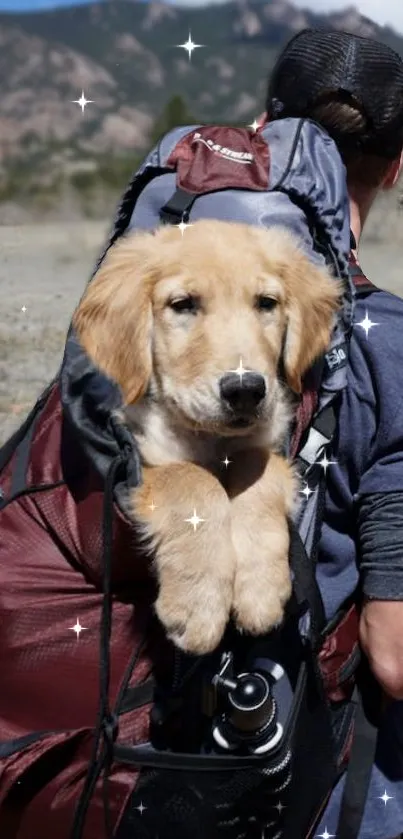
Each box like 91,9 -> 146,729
248,118 -> 261,132
178,219 -> 192,235
185,509 -> 205,531
71,90 -> 93,113
299,482 -> 314,500
69,618 -> 87,639
230,357 -> 251,383
316,830 -> 335,839
175,32 -> 204,61
379,790 -> 393,806
317,452 -> 337,474
354,309 -> 379,338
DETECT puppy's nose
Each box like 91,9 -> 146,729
219,372 -> 266,413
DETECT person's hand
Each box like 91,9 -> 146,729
359,599 -> 403,700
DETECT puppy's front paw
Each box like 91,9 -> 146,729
228,450 -> 295,637
156,569 -> 233,655
130,461 -> 236,655
232,558 -> 292,635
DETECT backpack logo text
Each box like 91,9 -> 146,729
325,346 -> 347,371
192,132 -> 254,164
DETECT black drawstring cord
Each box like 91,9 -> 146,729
101,630 -> 150,838
98,450 -> 122,839
71,452 -> 127,839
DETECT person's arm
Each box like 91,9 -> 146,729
357,475 -> 403,699
348,285 -> 403,701
359,598 -> 403,700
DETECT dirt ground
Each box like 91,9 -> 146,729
1,196 -> 403,445
0,220 -> 109,444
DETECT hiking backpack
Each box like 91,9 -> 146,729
0,118 -> 382,839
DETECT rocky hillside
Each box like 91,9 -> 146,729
1,0 -> 403,219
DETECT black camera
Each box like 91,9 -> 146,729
210,651 -> 285,756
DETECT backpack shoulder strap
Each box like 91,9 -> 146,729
0,380 -> 57,509
335,665 -> 382,839
349,259 -> 380,295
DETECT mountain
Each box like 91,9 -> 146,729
1,0 -> 403,218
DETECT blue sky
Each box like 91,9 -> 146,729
1,0 -> 403,33
0,0 -> 97,9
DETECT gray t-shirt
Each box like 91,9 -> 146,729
317,283 -> 403,838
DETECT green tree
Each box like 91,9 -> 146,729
149,94 -> 196,145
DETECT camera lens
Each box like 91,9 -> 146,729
228,673 -> 275,734
230,673 -> 268,710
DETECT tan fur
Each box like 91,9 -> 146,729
225,449 -> 297,635
73,219 -> 341,654
131,461 -> 235,653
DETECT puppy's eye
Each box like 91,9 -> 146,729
255,295 -> 278,312
169,295 -> 200,314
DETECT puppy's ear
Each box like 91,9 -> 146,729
73,233 -> 157,405
283,254 -> 342,394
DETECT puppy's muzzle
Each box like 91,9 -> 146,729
219,372 -> 266,424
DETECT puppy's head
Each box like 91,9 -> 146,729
73,220 -> 341,436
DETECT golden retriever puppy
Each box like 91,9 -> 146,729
73,220 -> 341,655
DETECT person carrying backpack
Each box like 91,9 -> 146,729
265,28 -> 403,839
1,25 -> 403,839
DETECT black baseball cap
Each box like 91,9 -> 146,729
266,28 -> 403,158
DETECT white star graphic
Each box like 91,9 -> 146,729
316,829 -> 335,839
72,90 -> 94,113
136,801 -> 147,815
248,118 -> 260,132
178,219 -> 192,236
229,357 -> 251,383
354,309 -> 379,338
300,482 -> 314,500
185,509 -> 205,531
379,790 -> 393,806
317,453 -> 337,474
273,801 -> 286,814
69,618 -> 87,639
148,500 -> 157,512
176,32 -> 204,61
222,456 -> 232,468
21,305 -> 27,313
